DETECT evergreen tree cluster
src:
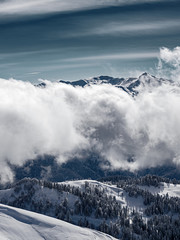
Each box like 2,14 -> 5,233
118,184 -> 180,216
101,174 -> 180,187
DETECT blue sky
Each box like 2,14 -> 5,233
0,0 -> 179,82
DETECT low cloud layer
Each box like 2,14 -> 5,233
0,74 -> 180,182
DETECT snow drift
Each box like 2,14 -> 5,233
0,204 -> 117,240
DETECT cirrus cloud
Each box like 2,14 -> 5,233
0,0 -> 170,18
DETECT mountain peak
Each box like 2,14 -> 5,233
141,72 -> 148,76
139,72 -> 155,78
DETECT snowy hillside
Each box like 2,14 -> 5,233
0,204 -> 117,240
61,178 -> 180,215
60,179 -> 146,214
0,178 -> 124,236
139,182 -> 180,198
0,176 -> 180,239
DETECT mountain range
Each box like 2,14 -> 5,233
58,72 -> 173,95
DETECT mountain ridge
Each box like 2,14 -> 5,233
43,72 -> 174,96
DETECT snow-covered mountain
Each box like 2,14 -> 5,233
58,72 -> 173,95
0,204 -> 117,240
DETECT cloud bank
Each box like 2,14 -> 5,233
0,72 -> 180,182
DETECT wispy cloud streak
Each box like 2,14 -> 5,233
65,52 -> 159,62
92,20 -> 180,36
0,0 -> 169,18
61,19 -> 180,39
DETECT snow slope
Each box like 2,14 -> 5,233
61,179 -> 180,214
0,204 -> 117,240
139,182 -> 180,198
61,179 -> 145,213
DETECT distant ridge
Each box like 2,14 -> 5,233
37,73 -> 173,96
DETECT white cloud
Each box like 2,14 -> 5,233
0,74 -> 180,182
0,0 -> 168,18
0,79 -> 87,182
160,46 -> 180,68
158,46 -> 180,81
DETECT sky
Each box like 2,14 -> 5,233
0,0 -> 180,182
0,0 -> 180,82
